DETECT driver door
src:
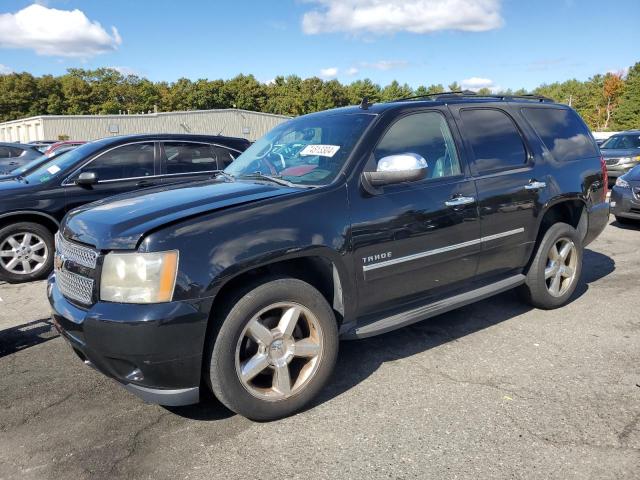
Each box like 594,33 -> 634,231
63,142 -> 159,212
349,109 -> 481,316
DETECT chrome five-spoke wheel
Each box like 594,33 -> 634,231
545,237 -> 577,297
235,302 -> 323,401
0,232 -> 49,276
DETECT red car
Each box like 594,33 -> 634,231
43,140 -> 86,157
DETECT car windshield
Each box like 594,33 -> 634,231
22,142 -> 98,183
601,134 -> 640,150
225,113 -> 375,186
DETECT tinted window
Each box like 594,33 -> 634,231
375,111 -> 462,179
601,134 -> 640,150
460,109 -> 526,172
164,142 -> 221,174
8,147 -> 25,157
0,147 -> 10,158
522,107 -> 598,161
212,145 -> 237,168
82,143 -> 155,181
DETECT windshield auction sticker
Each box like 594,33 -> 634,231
47,165 -> 61,174
300,145 -> 341,157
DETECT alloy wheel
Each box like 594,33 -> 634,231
544,237 -> 577,297
0,232 -> 48,275
235,302 -> 324,401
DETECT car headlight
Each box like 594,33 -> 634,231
615,177 -> 630,188
100,251 -> 179,303
620,156 -> 640,164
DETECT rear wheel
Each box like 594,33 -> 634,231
206,277 -> 338,421
0,222 -> 54,283
520,222 -> 582,309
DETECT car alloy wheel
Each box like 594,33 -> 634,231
544,237 -> 577,297
0,232 -> 49,276
234,302 -> 324,401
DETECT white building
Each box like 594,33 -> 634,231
0,109 -> 290,143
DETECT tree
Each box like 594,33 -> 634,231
612,63 -> 640,130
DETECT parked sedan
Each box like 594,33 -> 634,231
0,142 -> 43,172
610,164 -> 640,224
600,131 -> 640,185
42,140 -> 86,157
0,134 -> 250,282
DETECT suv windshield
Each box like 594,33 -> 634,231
225,113 -> 375,186
601,134 -> 640,150
22,142 -> 98,183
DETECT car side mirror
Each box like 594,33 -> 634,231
361,153 -> 428,194
76,171 -> 98,186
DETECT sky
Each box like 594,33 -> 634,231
0,0 -> 638,91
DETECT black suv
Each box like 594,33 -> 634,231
48,94 -> 609,421
0,134 -> 249,282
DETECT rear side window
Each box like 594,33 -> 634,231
8,147 -> 25,157
522,107 -> 598,162
460,109 -> 527,173
164,142 -> 221,174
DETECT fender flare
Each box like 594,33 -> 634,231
0,210 -> 60,228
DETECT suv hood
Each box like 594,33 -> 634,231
63,180 -> 299,250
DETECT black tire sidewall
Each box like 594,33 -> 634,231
526,222 -> 583,309
207,277 -> 338,421
0,222 -> 54,283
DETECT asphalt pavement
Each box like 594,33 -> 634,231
0,218 -> 638,480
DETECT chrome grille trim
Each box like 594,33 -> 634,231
55,233 -> 98,269
57,269 -> 94,305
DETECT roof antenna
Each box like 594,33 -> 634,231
359,97 -> 370,110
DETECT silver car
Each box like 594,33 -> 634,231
610,164 -> 640,224
600,131 -> 640,185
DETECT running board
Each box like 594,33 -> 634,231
346,274 -> 526,339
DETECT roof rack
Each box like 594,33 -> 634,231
391,90 -> 554,103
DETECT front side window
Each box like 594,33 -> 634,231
601,134 -> 640,150
226,113 -> 374,186
82,143 -> 155,182
460,109 -> 527,173
522,107 -> 598,162
374,111 -> 462,179
164,142 -> 220,174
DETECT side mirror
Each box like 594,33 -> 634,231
76,171 -> 98,186
362,153 -> 428,194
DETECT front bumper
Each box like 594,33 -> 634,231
606,164 -> 639,179
48,274 -> 213,406
610,187 -> 640,220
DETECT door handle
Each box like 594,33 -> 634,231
524,180 -> 547,190
445,196 -> 475,207
136,180 -> 157,187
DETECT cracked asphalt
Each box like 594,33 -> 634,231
0,218 -> 638,480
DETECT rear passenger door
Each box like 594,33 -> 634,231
449,106 -> 544,279
160,142 -> 239,184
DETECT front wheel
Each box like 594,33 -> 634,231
0,222 -> 54,283
520,222 -> 583,310
206,277 -> 339,421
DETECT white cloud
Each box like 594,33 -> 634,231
109,66 -> 140,76
320,67 -> 339,78
461,77 -> 494,89
347,67 -> 359,76
361,60 -> 408,71
0,64 -> 13,75
0,4 -> 122,58
302,0 -> 503,35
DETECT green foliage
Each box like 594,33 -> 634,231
0,65 -> 639,131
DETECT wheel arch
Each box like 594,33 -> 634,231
0,211 -> 60,233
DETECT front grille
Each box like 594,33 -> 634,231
605,158 -> 620,166
55,233 -> 99,305
57,269 -> 95,305
55,233 -> 98,269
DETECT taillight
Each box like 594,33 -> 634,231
600,155 -> 608,199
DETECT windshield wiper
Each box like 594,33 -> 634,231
238,172 -> 298,188
214,171 -> 236,182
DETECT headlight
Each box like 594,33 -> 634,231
620,156 -> 640,164
100,251 -> 179,303
615,177 -> 630,188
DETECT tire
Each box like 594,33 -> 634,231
519,222 -> 583,310
0,222 -> 54,283
206,277 -> 339,421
